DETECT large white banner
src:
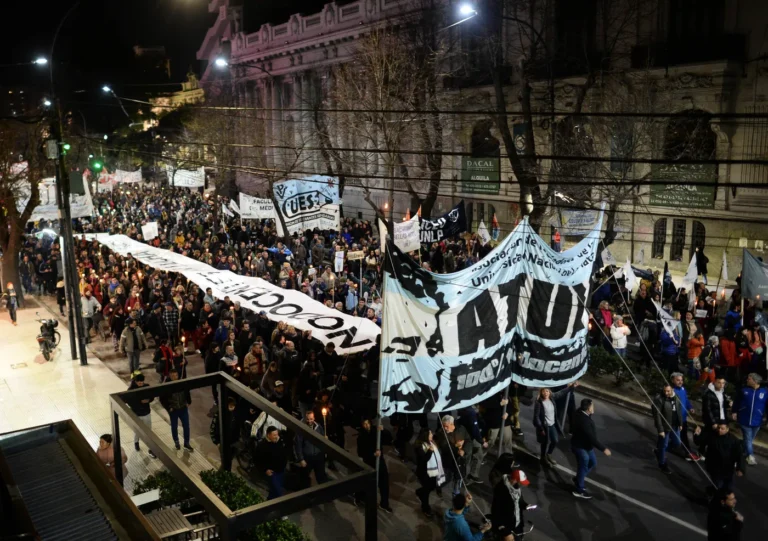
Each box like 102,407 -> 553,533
379,215 -> 603,415
273,176 -> 340,234
239,192 -> 277,220
91,234 -> 379,354
114,169 -> 142,184
167,165 -> 205,188
96,170 -> 116,192
394,215 -> 420,253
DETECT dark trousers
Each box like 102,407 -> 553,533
8,304 -> 17,323
267,472 -> 285,500
356,459 -> 389,507
710,471 -> 734,493
299,454 -> 328,488
415,475 -> 437,512
662,352 -> 679,374
170,407 -> 190,445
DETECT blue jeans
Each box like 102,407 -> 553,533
656,429 -> 680,466
170,407 -> 190,445
540,424 -> 559,457
267,471 -> 285,500
741,425 -> 760,457
572,446 -> 596,492
614,348 -> 626,359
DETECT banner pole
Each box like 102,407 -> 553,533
498,385 -> 510,457
375,241 -> 388,492
713,256 -> 724,301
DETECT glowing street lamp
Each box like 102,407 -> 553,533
458,3 -> 477,16
214,57 -> 228,68
34,57 -> 48,65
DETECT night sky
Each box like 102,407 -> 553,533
0,0 -> 332,130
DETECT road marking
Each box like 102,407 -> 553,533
513,445 -> 707,537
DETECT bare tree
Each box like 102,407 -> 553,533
0,121 -> 47,296
477,0 -> 653,230
315,5 -> 455,226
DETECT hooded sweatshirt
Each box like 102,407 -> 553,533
443,507 -> 484,541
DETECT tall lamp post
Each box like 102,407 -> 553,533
49,0 -> 88,364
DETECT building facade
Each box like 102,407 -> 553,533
197,0 -> 768,274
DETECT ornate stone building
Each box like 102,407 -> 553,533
197,0 -> 768,273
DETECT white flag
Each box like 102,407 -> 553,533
722,250 -> 728,281
141,222 -> 159,241
680,253 -> 698,293
222,204 -> 234,217
652,299 -> 678,340
477,220 -> 491,246
393,215 -> 421,253
229,198 -> 241,215
601,247 -> 617,267
616,259 -> 639,291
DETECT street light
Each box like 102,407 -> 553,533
458,3 -> 476,16
34,57 -> 48,65
43,99 -> 52,107
102,85 -> 112,93
214,57 -> 228,68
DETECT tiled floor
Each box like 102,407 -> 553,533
0,302 -> 218,494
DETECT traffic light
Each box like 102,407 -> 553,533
61,142 -> 71,155
89,157 -> 103,171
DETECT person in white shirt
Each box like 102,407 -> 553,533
610,316 -> 631,358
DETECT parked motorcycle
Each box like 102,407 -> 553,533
35,312 -> 60,361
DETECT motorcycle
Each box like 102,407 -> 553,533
35,312 -> 60,361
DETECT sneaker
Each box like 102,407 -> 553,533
660,464 -> 672,475
183,443 -> 194,452
746,455 -> 757,466
687,453 -> 701,462
513,428 -> 524,437
572,490 -> 592,500
379,505 -> 393,513
546,455 -> 557,466
148,449 -> 157,459
174,441 -> 181,450
467,474 -> 483,484
134,442 -> 140,452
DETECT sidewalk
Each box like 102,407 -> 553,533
0,301 -> 218,494
578,374 -> 768,457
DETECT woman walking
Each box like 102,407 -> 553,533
534,385 -> 573,466
414,427 -> 445,518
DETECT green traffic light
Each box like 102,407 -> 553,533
93,161 -> 103,170
62,143 -> 71,151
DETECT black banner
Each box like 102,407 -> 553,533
420,201 -> 467,244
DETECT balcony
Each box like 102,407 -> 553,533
631,34 -> 746,69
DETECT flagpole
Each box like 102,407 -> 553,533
375,231 -> 389,492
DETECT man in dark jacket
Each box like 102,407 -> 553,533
491,467 -> 530,539
701,378 -> 731,456
695,423 -> 744,493
160,370 -> 193,451
354,418 -> 393,512
256,426 -> 289,500
571,399 -> 611,499
707,489 -> 743,541
458,405 -> 488,484
276,340 -> 301,409
127,373 -> 156,458
294,410 -> 328,488
652,384 -> 684,474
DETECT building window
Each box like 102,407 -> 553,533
653,218 -> 667,259
690,220 -> 706,260
671,219 -> 686,261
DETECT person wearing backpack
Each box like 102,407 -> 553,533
698,336 -> 720,387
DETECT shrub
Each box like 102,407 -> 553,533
134,469 -> 309,541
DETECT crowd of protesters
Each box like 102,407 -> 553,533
7,184 -> 762,539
